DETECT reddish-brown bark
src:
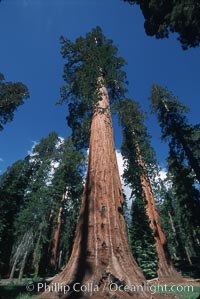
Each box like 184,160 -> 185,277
136,145 -> 181,278
50,192 -> 66,270
38,82 -> 147,298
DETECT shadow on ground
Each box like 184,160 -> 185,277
0,281 -> 39,299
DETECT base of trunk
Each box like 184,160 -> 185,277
157,263 -> 182,279
36,271 -> 147,298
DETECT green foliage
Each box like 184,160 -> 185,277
150,84 -> 200,183
0,72 -> 29,130
182,296 -> 198,299
117,99 -> 146,197
150,84 -> 200,262
117,98 -> 165,203
117,99 -> 160,278
15,294 -> 32,299
150,84 -> 190,139
47,137 -> 84,268
0,158 -> 32,275
0,132 -> 84,278
58,26 -> 127,149
160,160 -> 200,261
130,198 -> 158,279
123,0 -> 200,49
12,133 -> 84,276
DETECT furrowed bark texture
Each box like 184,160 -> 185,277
39,83 -> 147,298
136,145 -> 180,278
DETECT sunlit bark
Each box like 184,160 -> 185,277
136,144 -> 181,278
39,80 -> 147,298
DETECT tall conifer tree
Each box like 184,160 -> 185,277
117,99 -> 180,278
150,84 -> 200,267
7,133 -> 84,279
39,27 -> 147,299
0,158 -> 32,275
49,137 -> 84,273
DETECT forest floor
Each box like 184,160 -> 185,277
0,277 -> 200,299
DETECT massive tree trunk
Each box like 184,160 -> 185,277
136,145 -> 180,278
39,81 -> 147,298
50,191 -> 66,271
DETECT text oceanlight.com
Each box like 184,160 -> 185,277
26,282 -> 194,295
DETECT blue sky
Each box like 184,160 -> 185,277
0,0 -> 200,174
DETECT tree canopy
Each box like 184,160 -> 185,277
149,84 -> 200,264
0,73 -> 29,131
117,98 -> 162,200
0,132 -> 84,278
58,26 -> 127,149
150,84 -> 200,183
123,0 -> 200,50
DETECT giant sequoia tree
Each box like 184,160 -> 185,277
117,99 -> 180,278
123,0 -> 200,49
39,27 -> 146,299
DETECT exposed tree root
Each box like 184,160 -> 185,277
35,270 -> 147,298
